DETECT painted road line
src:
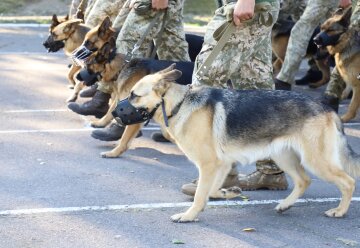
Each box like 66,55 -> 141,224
0,197 -> 359,216
0,127 -> 160,134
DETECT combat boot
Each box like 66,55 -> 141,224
274,78 -> 291,91
67,90 -> 110,118
295,69 -> 322,85
237,170 -> 288,191
151,132 -> 170,142
91,122 -> 142,141
181,168 -> 240,197
80,83 -> 98,98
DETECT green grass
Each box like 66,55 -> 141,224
183,0 -> 217,26
0,0 -> 24,14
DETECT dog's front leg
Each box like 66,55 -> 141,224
91,97 -> 118,128
67,64 -> 80,87
101,123 -> 142,158
171,164 -> 218,223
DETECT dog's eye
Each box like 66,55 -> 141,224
129,92 -> 139,100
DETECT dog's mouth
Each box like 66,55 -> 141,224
313,31 -> 343,48
71,45 -> 97,67
43,39 -> 65,53
112,98 -> 152,126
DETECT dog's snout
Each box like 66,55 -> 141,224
313,34 -> 323,46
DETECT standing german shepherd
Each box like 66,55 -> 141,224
113,64 -> 359,222
43,15 -> 91,102
314,7 -> 360,122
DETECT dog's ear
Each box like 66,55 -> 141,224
52,14 -> 60,26
339,6 -> 352,27
158,63 -> 176,74
100,42 -> 112,58
161,69 -> 182,82
108,36 -> 116,49
98,16 -> 112,38
64,14 -> 69,21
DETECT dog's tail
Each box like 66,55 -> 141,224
336,118 -> 360,178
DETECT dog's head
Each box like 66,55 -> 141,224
76,37 -> 119,85
43,17 -> 82,52
313,7 -> 352,49
72,16 -> 116,66
111,64 -> 182,126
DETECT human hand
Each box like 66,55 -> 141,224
152,0 -> 169,10
233,0 -> 255,26
339,0 -> 351,8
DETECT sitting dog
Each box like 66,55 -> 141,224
112,64 -> 359,222
314,7 -> 360,122
43,14 -> 91,102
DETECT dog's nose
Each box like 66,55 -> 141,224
313,34 -> 323,46
43,40 -> 49,48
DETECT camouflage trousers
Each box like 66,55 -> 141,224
279,0 -> 308,21
325,0 -> 360,98
116,0 -> 190,61
192,1 -> 282,174
85,0 -> 127,28
276,0 -> 338,84
192,1 -> 279,89
69,0 -> 97,20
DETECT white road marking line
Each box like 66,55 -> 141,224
344,123 -> 360,126
0,127 -> 160,134
0,197 -> 359,216
3,109 -> 69,113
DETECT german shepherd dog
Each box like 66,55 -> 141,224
43,14 -> 91,102
272,18 -> 331,88
314,7 -> 360,122
113,64 -> 359,222
80,38 -> 193,139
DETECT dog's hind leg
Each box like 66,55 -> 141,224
271,150 -> 311,213
208,162 -> 242,199
341,85 -> 360,122
309,58 -> 330,88
171,161 -> 219,223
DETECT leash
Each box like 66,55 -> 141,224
125,10 -> 167,62
196,2 -> 274,79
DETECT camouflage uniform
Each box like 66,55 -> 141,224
69,0 -> 82,17
325,0 -> 360,98
85,0 -> 127,28
280,0 -> 308,21
116,0 -> 190,61
276,0 -> 339,84
69,0 -> 97,20
192,0 -> 283,176
113,0 -> 132,29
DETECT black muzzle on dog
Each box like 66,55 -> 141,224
76,68 -> 100,86
72,45 -> 96,67
313,32 -> 342,48
43,36 -> 65,52
112,98 -> 162,126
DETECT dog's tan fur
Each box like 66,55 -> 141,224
112,65 -> 359,222
321,7 -> 360,122
49,15 -> 90,102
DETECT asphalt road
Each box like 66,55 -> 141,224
0,25 -> 359,248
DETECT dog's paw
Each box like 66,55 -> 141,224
67,85 -> 75,90
170,212 -> 198,223
221,186 -> 242,199
275,203 -> 292,213
325,208 -> 346,218
101,151 -> 120,158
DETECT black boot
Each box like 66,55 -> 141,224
295,69 -> 322,85
80,83 -> 98,98
91,122 -> 142,141
320,94 -> 339,113
68,90 -> 110,118
151,132 -> 170,142
274,78 -> 292,91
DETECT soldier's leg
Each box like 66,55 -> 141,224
85,0 -> 126,28
69,0 -> 83,18
112,0 -> 131,30
275,0 -> 338,89
155,0 -> 190,61
84,0 -> 97,21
